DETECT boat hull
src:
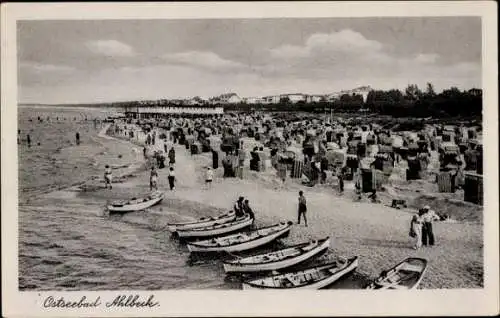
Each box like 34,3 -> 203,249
187,224 -> 292,253
107,195 -> 163,213
177,217 -> 253,238
242,257 -> 358,290
167,212 -> 236,232
366,257 -> 428,290
223,238 -> 330,273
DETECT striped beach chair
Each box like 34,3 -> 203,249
437,171 -> 452,193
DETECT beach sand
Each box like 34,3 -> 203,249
18,113 -> 483,290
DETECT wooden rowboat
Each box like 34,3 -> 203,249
242,256 -> 358,290
223,237 -> 330,273
366,257 -> 428,290
107,191 -> 164,213
176,214 -> 253,239
187,221 -> 293,253
167,211 -> 236,232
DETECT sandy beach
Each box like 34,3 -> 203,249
18,109 -> 483,290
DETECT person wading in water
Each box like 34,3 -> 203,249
297,191 -> 308,227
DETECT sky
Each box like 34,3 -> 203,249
18,17 -> 482,104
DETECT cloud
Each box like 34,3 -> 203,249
415,53 -> 439,64
86,40 -> 135,57
162,51 -> 246,72
270,29 -> 384,59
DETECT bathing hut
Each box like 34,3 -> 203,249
464,172 -> 483,205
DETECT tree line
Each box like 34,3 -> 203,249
224,83 -> 482,118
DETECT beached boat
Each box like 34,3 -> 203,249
242,256 -> 358,290
107,191 -> 164,213
167,211 -> 236,232
187,221 -> 293,253
223,237 -> 330,273
366,257 -> 428,290
176,214 -> 253,239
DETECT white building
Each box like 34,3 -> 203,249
209,93 -> 241,105
305,95 -> 325,103
243,97 -> 265,104
262,95 -> 281,104
186,96 -> 207,106
327,86 -> 373,103
280,93 -> 306,103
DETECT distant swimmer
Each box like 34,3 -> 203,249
104,165 -> 112,189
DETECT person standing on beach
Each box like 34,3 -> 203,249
150,166 -> 158,191
297,191 -> 308,227
75,132 -> 80,145
168,147 -> 176,165
421,205 -> 440,247
234,196 -> 245,218
243,199 -> 255,222
205,167 -> 214,189
104,165 -> 112,189
27,134 -> 31,148
410,210 -> 424,250
168,167 -> 176,190
338,172 -> 344,193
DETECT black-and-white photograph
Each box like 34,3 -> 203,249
2,1 -> 498,317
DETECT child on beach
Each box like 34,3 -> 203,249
104,165 -> 112,189
168,167 -> 176,190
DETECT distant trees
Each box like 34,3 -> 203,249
364,84 -> 482,118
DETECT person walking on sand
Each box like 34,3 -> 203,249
150,166 -> 158,191
205,167 -> 214,189
75,132 -> 80,145
410,210 -> 424,250
421,205 -> 440,247
297,191 -> 308,227
168,167 -> 176,190
104,165 -> 113,189
27,134 -> 31,148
